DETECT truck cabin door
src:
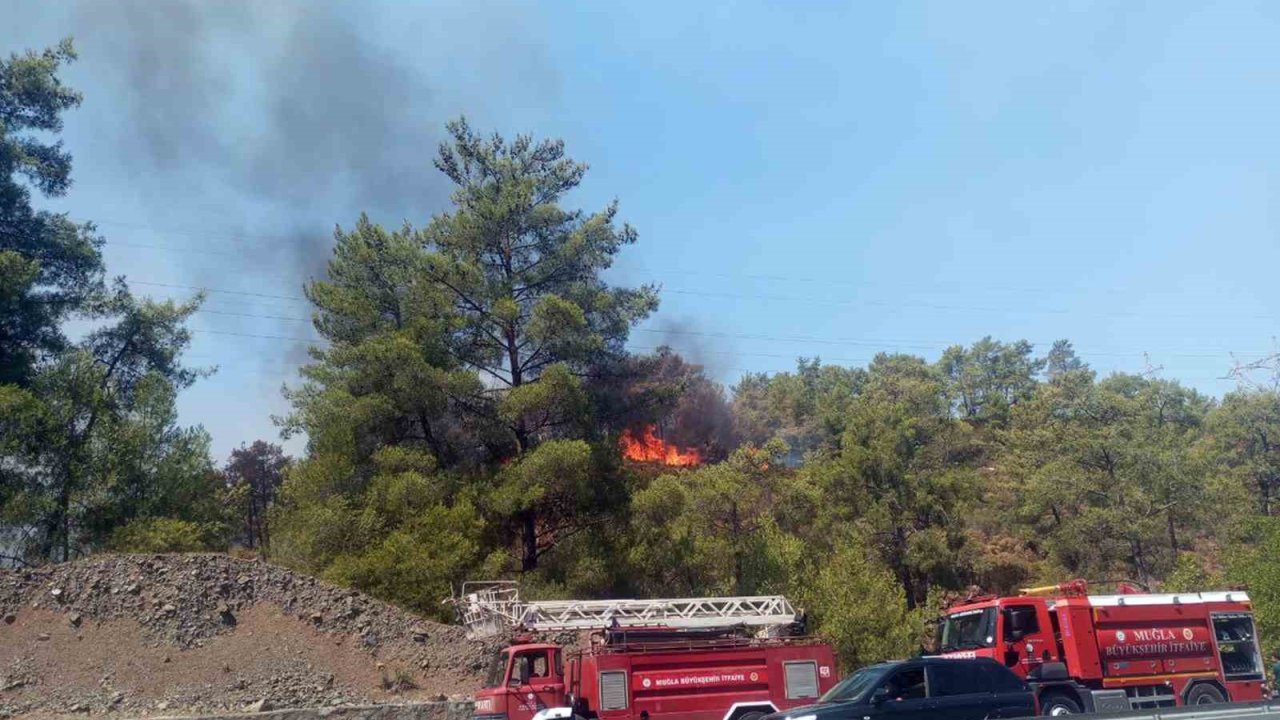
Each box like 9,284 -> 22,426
1001,605 -> 1048,674
505,648 -> 566,720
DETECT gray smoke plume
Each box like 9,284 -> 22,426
641,319 -> 740,459
6,0 -> 558,372
649,316 -> 733,379
72,0 -> 451,279
71,1 -> 506,210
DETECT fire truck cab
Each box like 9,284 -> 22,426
936,581 -> 1266,715
474,642 -> 567,720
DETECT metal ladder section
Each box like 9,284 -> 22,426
451,581 -> 799,638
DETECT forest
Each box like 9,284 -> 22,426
4,41 -> 1280,669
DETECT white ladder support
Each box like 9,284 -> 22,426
519,595 -> 799,630
451,582 -> 800,638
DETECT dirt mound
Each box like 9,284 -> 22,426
0,554 -> 497,718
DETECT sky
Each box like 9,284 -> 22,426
4,1 -> 1280,460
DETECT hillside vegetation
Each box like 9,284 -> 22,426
4,40 -> 1280,673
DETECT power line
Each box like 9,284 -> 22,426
153,286 -> 1272,360
110,255 -> 1275,362
183,307 -> 1267,361
93,219 -> 305,245
180,304 -> 1269,358
128,286 -> 1274,361
663,288 -> 1280,323
115,252 -> 1280,325
133,280 -> 309,303
91,218 -> 1198,301
199,309 -> 312,323
109,241 -> 245,259
182,321 -> 1266,375
197,329 -> 317,342
184,328 -> 877,366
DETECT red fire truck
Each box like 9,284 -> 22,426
935,580 -> 1266,715
454,583 -> 839,720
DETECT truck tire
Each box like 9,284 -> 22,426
1186,684 -> 1226,705
1040,692 -> 1082,716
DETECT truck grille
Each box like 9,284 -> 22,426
600,671 -> 628,710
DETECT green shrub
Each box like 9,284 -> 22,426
110,517 -> 225,553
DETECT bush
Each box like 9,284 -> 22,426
1163,553 -> 1213,592
110,517 -> 225,553
380,667 -> 418,693
799,542 -> 923,670
1225,518 -> 1280,661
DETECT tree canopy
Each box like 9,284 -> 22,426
1,40 -> 214,564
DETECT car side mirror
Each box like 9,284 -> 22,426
870,688 -> 890,706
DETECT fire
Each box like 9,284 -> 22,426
619,425 -> 702,467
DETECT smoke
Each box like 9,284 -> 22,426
73,0 -> 448,260
39,0 -> 557,372
632,317 -> 743,458
73,1 -> 470,208
665,373 -> 738,461
635,347 -> 739,461
648,316 -> 734,379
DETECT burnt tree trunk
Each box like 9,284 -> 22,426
520,510 -> 538,573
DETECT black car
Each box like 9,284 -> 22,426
763,657 -> 1036,720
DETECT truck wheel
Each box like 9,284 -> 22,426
1186,684 -> 1226,705
1040,692 -> 1082,716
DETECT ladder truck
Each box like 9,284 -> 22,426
934,579 -> 1267,715
454,582 -> 839,720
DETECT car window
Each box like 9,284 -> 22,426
982,663 -> 1027,693
930,663 -> 990,697
880,667 -> 926,701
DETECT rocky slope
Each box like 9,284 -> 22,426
0,554 -> 496,718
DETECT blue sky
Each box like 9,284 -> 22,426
5,1 -> 1280,460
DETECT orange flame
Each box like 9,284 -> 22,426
619,425 -> 702,466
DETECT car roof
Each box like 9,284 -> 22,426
883,657 -> 1005,667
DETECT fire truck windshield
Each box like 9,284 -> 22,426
483,650 -> 508,688
937,607 -> 996,652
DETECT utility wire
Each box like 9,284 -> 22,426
182,307 -> 1266,360
185,328 -> 877,366
110,238 -> 1280,322
102,240 -> 1274,361
90,218 -> 1200,299
133,280 -> 309,303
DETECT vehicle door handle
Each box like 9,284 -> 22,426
539,686 -> 556,692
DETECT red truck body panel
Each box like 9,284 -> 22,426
938,589 -> 1266,711
474,637 -> 838,720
